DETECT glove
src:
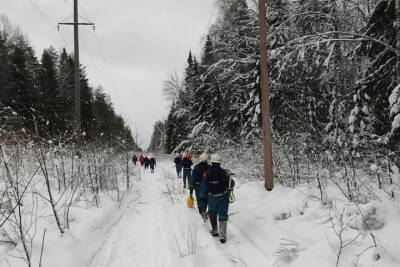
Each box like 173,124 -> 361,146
189,188 -> 193,195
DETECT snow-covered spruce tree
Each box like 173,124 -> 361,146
191,35 -> 216,129
171,52 -> 199,150
191,0 -> 260,141
148,121 -> 166,153
165,102 -> 186,153
8,35 -> 40,132
78,66 -> 95,141
0,30 -> 13,109
57,48 -> 75,134
354,0 -> 398,148
38,47 -> 62,136
270,0 -> 335,153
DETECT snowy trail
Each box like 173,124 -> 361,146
89,162 -> 277,267
86,160 -> 400,267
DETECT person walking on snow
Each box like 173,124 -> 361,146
174,153 -> 183,178
189,153 -> 210,221
132,154 -> 138,166
181,153 -> 193,188
139,154 -> 145,167
149,155 -> 156,173
200,153 -> 235,244
144,155 -> 150,170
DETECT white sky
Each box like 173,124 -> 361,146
1,0 -> 217,148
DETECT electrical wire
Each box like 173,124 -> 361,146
28,0 -> 72,52
29,0 -> 71,52
92,30 -> 137,131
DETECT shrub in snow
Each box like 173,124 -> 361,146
362,207 -> 384,231
349,205 -> 384,231
274,210 -> 292,221
0,197 -> 12,212
273,239 -> 300,264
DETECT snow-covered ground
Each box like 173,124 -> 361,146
2,160 -> 399,267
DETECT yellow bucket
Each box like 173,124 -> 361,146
186,195 -> 194,208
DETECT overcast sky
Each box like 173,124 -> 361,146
1,0 -> 217,148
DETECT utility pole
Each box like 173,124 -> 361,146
58,0 -> 95,137
258,0 -> 274,191
396,0 -> 400,82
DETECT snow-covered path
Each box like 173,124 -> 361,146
87,160 -> 400,267
89,161 -> 279,267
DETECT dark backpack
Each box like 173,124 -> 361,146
207,166 -> 229,195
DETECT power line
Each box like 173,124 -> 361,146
28,0 -> 72,52
29,0 -> 55,27
92,30 -> 137,131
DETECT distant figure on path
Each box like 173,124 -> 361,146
200,153 -> 235,244
139,154 -> 145,167
174,153 -> 183,178
132,154 -> 138,166
149,155 -> 156,173
189,153 -> 210,221
181,153 -> 193,189
144,155 -> 150,170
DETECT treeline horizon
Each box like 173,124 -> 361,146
0,15 -> 138,149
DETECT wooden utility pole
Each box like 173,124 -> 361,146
396,0 -> 400,82
258,0 -> 274,191
59,0 -> 94,136
73,0 -> 80,135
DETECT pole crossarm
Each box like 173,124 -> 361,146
58,22 -> 95,26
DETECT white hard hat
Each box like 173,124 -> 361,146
210,153 -> 222,164
199,153 -> 208,162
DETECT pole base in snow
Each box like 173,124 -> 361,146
265,183 -> 273,191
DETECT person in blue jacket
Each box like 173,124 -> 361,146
200,153 -> 235,243
181,153 -> 193,189
189,153 -> 210,221
149,155 -> 156,173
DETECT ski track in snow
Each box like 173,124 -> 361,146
89,161 -> 308,267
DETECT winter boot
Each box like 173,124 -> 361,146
209,215 -> 219,237
200,211 -> 208,222
219,220 -> 227,243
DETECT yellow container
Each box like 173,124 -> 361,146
186,195 -> 194,208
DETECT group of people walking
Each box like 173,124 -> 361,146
174,151 -> 235,243
132,153 -> 156,173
